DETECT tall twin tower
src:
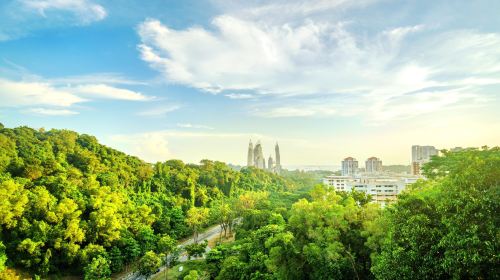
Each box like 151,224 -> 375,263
247,140 -> 281,173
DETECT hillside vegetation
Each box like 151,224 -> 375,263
161,148 -> 500,279
0,124 -> 498,279
0,125 -> 294,279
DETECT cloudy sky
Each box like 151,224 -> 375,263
0,0 -> 499,166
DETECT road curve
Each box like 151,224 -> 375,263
120,224 -> 223,280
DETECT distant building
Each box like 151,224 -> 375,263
268,155 -> 274,171
247,141 -> 254,167
323,175 -> 419,207
253,141 -> 266,169
247,140 -> 281,173
411,162 -> 421,175
341,157 -> 359,176
411,145 -> 438,175
274,142 -> 281,173
365,157 -> 383,173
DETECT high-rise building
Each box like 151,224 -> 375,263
247,140 -> 254,167
275,142 -> 281,173
411,145 -> 438,162
411,161 -> 421,175
253,141 -> 265,169
268,155 -> 274,171
246,140 -> 281,173
365,157 -> 383,173
342,157 -> 358,176
411,145 -> 438,175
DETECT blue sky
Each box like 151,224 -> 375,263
0,0 -> 499,166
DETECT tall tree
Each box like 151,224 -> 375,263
186,207 -> 209,243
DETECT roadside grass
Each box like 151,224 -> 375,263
152,260 -> 207,280
207,233 -> 234,248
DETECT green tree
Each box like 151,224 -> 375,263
370,148 -> 500,279
185,240 -> 208,260
211,198 -> 235,238
186,207 -> 209,243
0,242 -> 6,272
184,270 -> 199,280
157,234 -> 176,255
0,179 -> 29,230
84,256 -> 111,280
108,246 -> 125,273
138,251 -> 161,279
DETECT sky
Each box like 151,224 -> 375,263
0,0 -> 499,167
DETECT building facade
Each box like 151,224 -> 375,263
274,142 -> 281,173
247,141 -> 254,167
411,145 -> 438,175
365,157 -> 383,173
253,141 -> 266,169
247,140 -> 281,173
268,156 -> 274,171
341,157 -> 359,176
323,175 -> 418,206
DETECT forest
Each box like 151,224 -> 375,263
0,123 -> 498,279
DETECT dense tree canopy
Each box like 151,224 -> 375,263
201,147 -> 499,279
0,125 -> 294,278
0,125 -> 497,279
369,147 -> 500,279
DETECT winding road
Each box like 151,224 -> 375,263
120,224 -> 223,280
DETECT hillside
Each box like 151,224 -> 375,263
0,124 -> 294,279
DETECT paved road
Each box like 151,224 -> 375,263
120,224 -> 223,280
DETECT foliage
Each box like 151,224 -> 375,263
83,256 -> 111,280
210,198 -> 236,238
0,242 -> 6,272
2,124 -> 497,279
185,241 -> 208,260
199,148 -> 499,279
0,268 -> 21,280
369,147 -> 500,279
280,169 -> 333,190
138,251 -> 161,278
0,125 -> 294,277
186,207 -> 210,243
183,269 -> 199,280
157,234 -> 176,255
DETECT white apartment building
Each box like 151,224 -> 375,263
323,175 -> 419,206
341,157 -> 359,176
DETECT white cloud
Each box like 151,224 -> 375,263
137,105 -> 181,116
50,73 -> 148,86
255,105 -> 336,118
225,93 -> 254,99
0,76 -> 154,115
74,84 -> 150,101
211,0 -> 378,24
0,78 -> 85,107
20,0 -> 106,24
27,107 -> 79,115
177,123 -> 214,130
137,11 -> 500,122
